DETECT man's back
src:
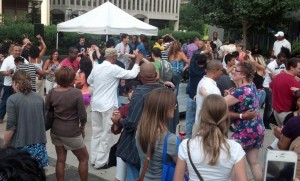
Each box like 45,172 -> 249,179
116,83 -> 163,167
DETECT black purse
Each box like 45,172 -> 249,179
45,90 -> 54,131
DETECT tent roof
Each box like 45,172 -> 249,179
57,1 -> 158,36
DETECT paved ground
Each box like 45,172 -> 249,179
0,83 -> 275,180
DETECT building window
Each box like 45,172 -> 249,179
52,0 -> 55,5
57,0 -> 60,5
93,0 -> 96,6
70,0 -> 74,5
82,0 -> 86,6
76,0 -> 80,5
62,0 -> 65,4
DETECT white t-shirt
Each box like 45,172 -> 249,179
178,137 -> 245,181
262,60 -> 285,88
0,55 -> 28,86
273,39 -> 291,57
115,42 -> 131,69
195,76 -> 221,125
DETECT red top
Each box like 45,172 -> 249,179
60,58 -> 80,72
270,72 -> 300,112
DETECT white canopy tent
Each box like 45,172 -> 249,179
56,1 -> 158,48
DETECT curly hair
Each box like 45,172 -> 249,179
29,46 -> 40,59
238,61 -> 256,82
12,70 -> 32,95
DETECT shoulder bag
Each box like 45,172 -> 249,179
45,89 -> 55,131
187,139 -> 204,181
161,132 -> 181,181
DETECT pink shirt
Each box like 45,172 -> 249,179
60,58 -> 80,72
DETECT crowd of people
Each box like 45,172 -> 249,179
0,30 -> 299,181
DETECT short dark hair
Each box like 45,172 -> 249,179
195,53 -> 207,66
121,33 -> 129,41
106,39 -> 115,48
231,51 -> 239,58
0,147 -> 46,181
224,54 -> 234,64
14,56 -> 25,64
228,39 -> 235,44
151,48 -> 161,58
286,57 -> 300,70
68,46 -> 78,53
277,52 -> 288,59
55,66 -> 76,87
29,46 -> 40,58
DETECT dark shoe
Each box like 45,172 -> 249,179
265,125 -> 271,130
0,119 -> 3,124
95,163 -> 110,170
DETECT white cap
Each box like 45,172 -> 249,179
275,31 -> 284,37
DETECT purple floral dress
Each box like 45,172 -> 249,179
230,83 -> 265,150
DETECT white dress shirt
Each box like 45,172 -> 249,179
87,60 -> 140,112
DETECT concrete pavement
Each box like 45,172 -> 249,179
0,83 -> 276,180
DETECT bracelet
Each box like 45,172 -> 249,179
239,113 -> 243,119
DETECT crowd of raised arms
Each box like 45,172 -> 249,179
0,31 -> 299,181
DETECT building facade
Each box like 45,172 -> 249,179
50,0 -> 181,30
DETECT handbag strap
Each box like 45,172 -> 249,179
137,149 -> 152,181
187,139 -> 204,181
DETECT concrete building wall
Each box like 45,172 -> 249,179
50,0 -> 181,30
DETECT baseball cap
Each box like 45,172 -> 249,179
275,31 -> 284,37
104,48 -> 117,57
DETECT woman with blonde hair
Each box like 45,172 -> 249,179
136,87 -> 179,180
174,94 -> 247,181
251,54 -> 267,108
168,40 -> 189,96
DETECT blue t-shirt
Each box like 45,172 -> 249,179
136,44 -> 147,57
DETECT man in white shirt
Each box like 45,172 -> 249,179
115,33 -> 135,69
212,32 -> 222,50
272,31 -> 291,57
0,44 -> 28,123
87,48 -> 141,169
195,60 -> 222,126
262,52 -> 288,129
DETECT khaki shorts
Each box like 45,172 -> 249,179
51,133 -> 85,150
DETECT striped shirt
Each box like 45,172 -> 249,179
16,64 -> 37,90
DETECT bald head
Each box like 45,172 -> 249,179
206,60 -> 222,72
139,62 -> 157,84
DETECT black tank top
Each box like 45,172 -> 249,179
253,72 -> 264,89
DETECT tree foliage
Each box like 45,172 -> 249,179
179,3 -> 204,32
191,0 -> 300,47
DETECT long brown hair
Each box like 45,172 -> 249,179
168,40 -> 181,58
196,94 -> 230,165
12,70 -> 32,95
137,88 -> 176,155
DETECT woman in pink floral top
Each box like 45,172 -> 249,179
224,61 -> 265,181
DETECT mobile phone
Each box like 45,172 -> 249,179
264,150 -> 297,181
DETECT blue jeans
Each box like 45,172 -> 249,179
257,89 -> 266,109
125,162 -> 139,181
172,71 -> 181,97
0,86 -> 13,119
263,88 -> 272,127
185,97 -> 196,139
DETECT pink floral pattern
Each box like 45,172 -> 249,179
230,83 -> 265,150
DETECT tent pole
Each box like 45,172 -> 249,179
56,32 -> 59,49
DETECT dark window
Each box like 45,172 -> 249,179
76,0 -> 80,5
70,0 -> 74,5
